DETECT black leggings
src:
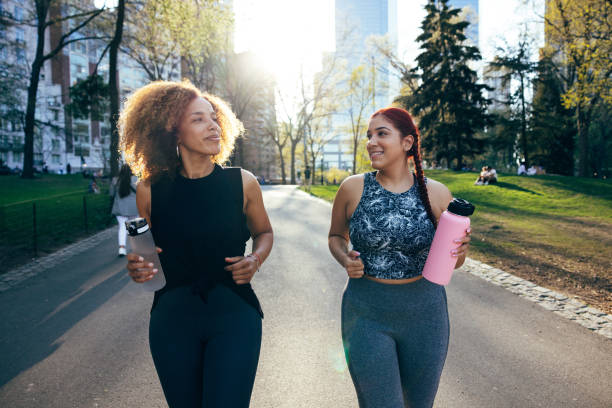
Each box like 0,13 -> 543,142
149,285 -> 262,408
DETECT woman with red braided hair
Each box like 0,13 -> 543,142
328,107 -> 471,407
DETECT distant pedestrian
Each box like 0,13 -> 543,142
66,163 -> 71,174
110,163 -> 138,257
518,161 -> 527,175
120,80 -> 273,408
328,107 -> 471,407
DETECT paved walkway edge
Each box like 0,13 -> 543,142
297,187 -> 612,340
0,227 -> 115,293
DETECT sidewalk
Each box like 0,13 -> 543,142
1,222 -> 611,339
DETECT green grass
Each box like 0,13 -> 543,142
0,174 -> 114,274
0,174 -> 98,205
302,171 -> 612,312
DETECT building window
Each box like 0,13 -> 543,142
14,6 -> 23,22
73,123 -> 89,144
52,139 -> 60,150
16,47 -> 25,63
52,154 -> 60,164
0,151 -> 8,165
15,27 -> 24,43
12,151 -> 22,163
71,39 -> 87,55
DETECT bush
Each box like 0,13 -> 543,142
324,167 -> 351,185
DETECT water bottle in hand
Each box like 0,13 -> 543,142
126,217 -> 166,292
422,198 -> 475,286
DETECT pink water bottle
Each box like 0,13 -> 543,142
422,198 -> 475,285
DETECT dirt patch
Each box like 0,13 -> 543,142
470,216 -> 612,314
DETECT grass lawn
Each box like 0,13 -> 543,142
302,171 -> 612,313
0,174 -> 114,273
0,174 -> 98,205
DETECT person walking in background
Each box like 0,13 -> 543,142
120,80 -> 273,408
109,163 -> 139,256
328,107 -> 471,408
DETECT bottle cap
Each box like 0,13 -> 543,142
125,217 -> 150,236
447,198 -> 475,216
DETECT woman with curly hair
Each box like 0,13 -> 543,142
328,107 -> 471,407
121,80 -> 273,408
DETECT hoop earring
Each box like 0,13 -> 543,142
176,145 -> 180,158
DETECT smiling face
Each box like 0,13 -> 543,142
366,115 -> 414,170
177,97 -> 222,157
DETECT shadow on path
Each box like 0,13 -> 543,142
0,251 -> 130,387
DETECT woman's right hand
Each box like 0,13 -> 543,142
126,247 -> 162,283
345,250 -> 364,278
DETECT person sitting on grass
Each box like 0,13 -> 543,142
475,166 -> 497,185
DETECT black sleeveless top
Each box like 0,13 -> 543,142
150,164 -> 263,317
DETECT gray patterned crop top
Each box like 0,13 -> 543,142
349,171 -> 436,279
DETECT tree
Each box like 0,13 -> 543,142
176,0 -> 233,92
66,74 -> 109,121
108,0 -> 125,177
488,35 -> 537,166
20,1 -> 107,178
121,1 -> 180,81
529,56 -> 575,175
543,0 -> 612,176
345,65 -> 374,174
278,53 -> 345,184
408,0 -> 489,170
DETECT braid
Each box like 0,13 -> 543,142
371,107 -> 438,228
411,135 -> 438,228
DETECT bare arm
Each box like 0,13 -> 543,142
224,170 -> 274,284
328,176 -> 365,278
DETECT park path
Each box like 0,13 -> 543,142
0,185 -> 610,407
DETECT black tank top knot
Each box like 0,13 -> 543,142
150,165 -> 263,317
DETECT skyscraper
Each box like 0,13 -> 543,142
322,0 -> 398,171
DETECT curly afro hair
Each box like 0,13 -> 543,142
119,80 -> 243,183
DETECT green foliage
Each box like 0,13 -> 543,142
544,0 -> 612,176
67,74 -> 109,121
487,36 -> 537,166
324,167 -> 351,185
529,56 -> 575,176
407,0 -> 490,170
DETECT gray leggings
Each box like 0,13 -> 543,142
342,277 -> 449,408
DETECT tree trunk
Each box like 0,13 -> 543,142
109,0 -> 125,177
577,104 -> 590,177
22,4 -> 48,179
274,141 -> 287,184
290,139 -> 298,184
520,75 -> 529,167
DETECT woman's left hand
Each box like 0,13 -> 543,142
224,255 -> 258,285
452,227 -> 471,258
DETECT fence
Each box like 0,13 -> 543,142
0,189 -> 115,274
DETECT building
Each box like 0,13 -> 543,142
322,0 -> 399,171
0,1 -> 175,174
227,52 -> 279,181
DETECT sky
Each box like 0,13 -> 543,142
234,0 -> 545,90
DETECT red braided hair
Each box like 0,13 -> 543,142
371,107 -> 438,227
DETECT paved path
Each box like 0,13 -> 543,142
0,186 -> 610,407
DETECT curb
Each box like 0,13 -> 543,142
0,227 -> 115,293
460,258 -> 612,339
